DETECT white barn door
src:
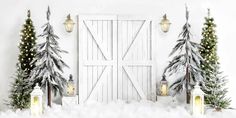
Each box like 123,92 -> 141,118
117,16 -> 156,101
78,15 -> 156,103
78,15 -> 118,104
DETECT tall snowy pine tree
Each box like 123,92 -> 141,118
200,9 -> 231,110
30,7 -> 69,107
163,6 -> 204,104
9,10 -> 37,109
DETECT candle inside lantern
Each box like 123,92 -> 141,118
67,74 -> 75,96
160,75 -> 168,96
161,84 -> 168,96
195,96 -> 202,114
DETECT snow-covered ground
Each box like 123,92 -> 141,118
0,100 -> 235,118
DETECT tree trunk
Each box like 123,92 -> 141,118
47,82 -> 52,107
186,65 -> 191,104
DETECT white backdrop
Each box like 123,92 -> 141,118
0,0 -> 235,110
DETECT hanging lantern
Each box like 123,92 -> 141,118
191,82 -> 205,116
31,83 -> 43,116
64,14 -> 75,33
160,14 -> 171,33
67,74 -> 75,96
160,75 -> 168,96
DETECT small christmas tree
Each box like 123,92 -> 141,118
8,10 -> 37,109
30,7 -> 69,107
163,6 -> 203,104
200,9 -> 231,110
19,10 -> 37,75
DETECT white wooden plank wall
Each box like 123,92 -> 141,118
78,15 -> 156,103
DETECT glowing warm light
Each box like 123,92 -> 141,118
64,14 -> 75,33
67,84 -> 75,96
160,14 -> 171,33
195,96 -> 202,114
66,74 -> 75,96
161,84 -> 168,96
33,96 -> 39,105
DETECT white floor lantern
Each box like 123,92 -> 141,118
191,82 -> 204,116
31,83 -> 43,116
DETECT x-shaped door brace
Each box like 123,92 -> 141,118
123,66 -> 147,99
122,20 -> 150,60
85,66 -> 108,102
84,21 -> 110,60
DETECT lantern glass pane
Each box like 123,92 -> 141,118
33,96 -> 39,105
161,23 -> 170,32
65,23 -> 74,32
195,96 -> 202,114
161,84 -> 168,96
67,83 -> 75,96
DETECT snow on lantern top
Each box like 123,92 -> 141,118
31,83 -> 43,96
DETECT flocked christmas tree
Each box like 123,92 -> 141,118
200,9 -> 231,110
9,10 -> 37,109
30,7 -> 69,107
163,6 -> 204,104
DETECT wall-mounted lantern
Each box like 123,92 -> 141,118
64,14 -> 75,33
31,83 -> 43,116
160,14 -> 171,33
191,82 -> 205,116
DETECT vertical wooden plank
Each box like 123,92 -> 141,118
90,20 -> 96,101
95,20 -> 100,101
124,21 -> 129,101
106,21 -> 112,102
127,21 -> 133,101
88,21 -> 93,100
85,20 -> 90,102
146,23 -> 151,100
78,16 -> 84,104
130,21 -> 138,100
102,20 -> 108,103
151,21 -> 156,101
112,19 -> 118,101
86,21 -> 92,100
97,21 -> 103,102
117,20 -> 123,100
144,22 -> 148,99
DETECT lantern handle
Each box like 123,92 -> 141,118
163,14 -> 167,19
67,14 -> 71,19
161,75 -> 167,81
